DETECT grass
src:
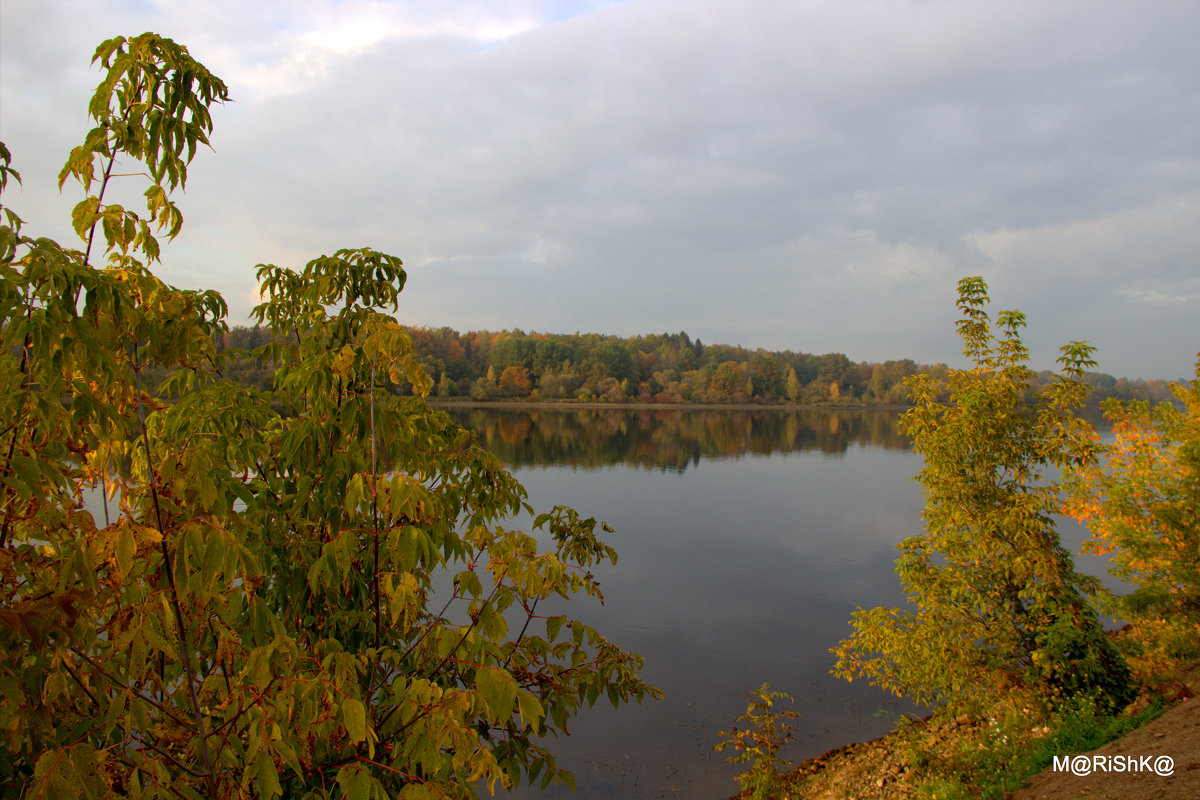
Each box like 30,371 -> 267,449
906,694 -> 1167,800
773,686 -> 1171,800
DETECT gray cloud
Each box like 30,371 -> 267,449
2,0 -> 1197,377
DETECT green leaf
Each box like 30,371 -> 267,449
455,569 -> 482,598
345,472 -> 365,514
336,764 -> 372,800
103,689 -> 127,738
342,697 -> 367,744
399,784 -> 437,800
516,690 -> 544,729
202,531 -> 224,580
475,666 -> 518,724
247,649 -> 271,692
332,538 -> 352,582
115,525 -> 136,577
255,752 -> 282,799
307,557 -> 331,592
142,621 -> 178,660
8,455 -> 45,501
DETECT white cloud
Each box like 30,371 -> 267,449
967,199 -> 1200,297
1119,285 -> 1200,307
524,236 -> 564,266
205,1 -> 554,100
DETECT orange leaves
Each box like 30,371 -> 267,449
1062,360 -> 1200,675
497,365 -> 532,397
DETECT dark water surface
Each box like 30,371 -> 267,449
449,406 -> 1122,799
446,407 -> 926,799
76,404 -> 1115,799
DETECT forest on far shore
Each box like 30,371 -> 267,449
209,324 -> 1179,406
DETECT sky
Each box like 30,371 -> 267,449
2,0 -> 1198,379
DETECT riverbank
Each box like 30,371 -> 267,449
428,398 -> 909,412
752,660 -> 1200,800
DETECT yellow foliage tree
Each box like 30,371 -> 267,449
1064,355 -> 1200,675
833,277 -> 1133,714
0,33 -> 657,799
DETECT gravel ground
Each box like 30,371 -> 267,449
772,662 -> 1200,800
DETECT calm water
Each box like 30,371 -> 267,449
443,407 -> 914,799
446,406 -> 1120,800
78,405 -> 1111,799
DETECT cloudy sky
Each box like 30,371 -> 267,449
2,1 -> 1198,378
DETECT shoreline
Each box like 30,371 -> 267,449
427,399 -> 912,412
763,657 -> 1200,800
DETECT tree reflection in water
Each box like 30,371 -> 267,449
447,407 -> 912,472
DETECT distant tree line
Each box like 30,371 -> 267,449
208,325 -> 1179,407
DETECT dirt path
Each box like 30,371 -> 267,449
1007,693 -> 1200,800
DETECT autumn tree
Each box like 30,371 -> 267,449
747,352 -> 783,399
537,367 -> 581,400
1064,356 -> 1200,674
532,339 -> 573,375
497,365 -> 533,396
711,361 -> 748,401
0,33 -> 656,799
488,334 -> 536,373
784,366 -> 801,403
593,339 -> 636,383
832,277 -> 1133,714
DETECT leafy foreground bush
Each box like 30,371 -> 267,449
0,33 -> 657,799
832,277 -> 1133,716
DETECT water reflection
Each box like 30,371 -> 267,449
445,406 -> 912,472
445,407 -> 923,799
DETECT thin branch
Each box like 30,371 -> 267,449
111,754 -> 194,800
129,730 -> 212,779
372,358 -> 381,654
60,658 -> 102,710
206,676 -> 279,740
504,595 -> 539,670
69,647 -> 196,733
0,291 -> 37,548
395,579 -> 459,667
82,148 -> 118,270
132,348 -> 219,798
